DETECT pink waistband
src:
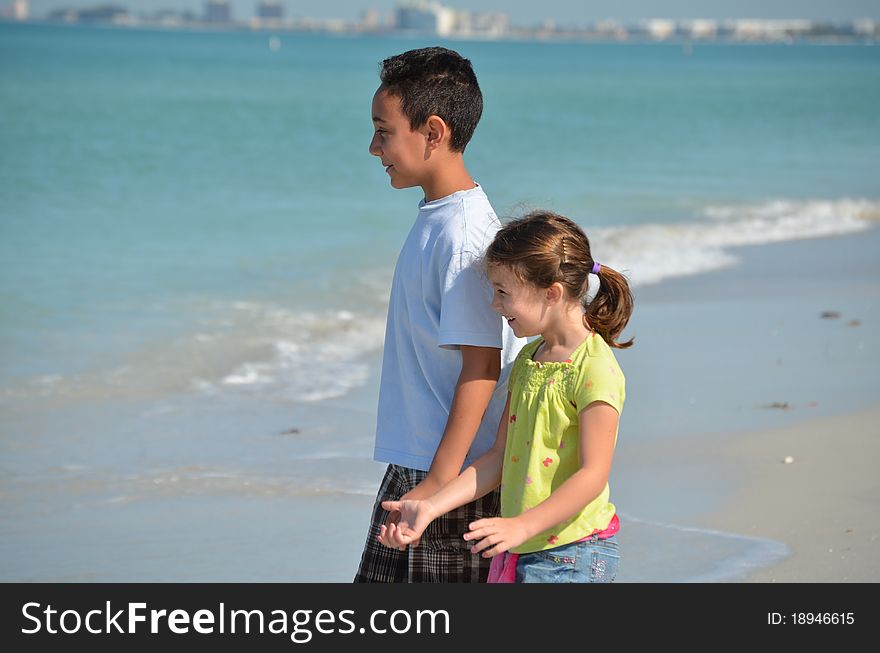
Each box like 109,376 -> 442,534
578,513 -> 619,541
487,514 -> 619,583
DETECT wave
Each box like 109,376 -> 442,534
592,198 -> 877,287
617,513 -> 791,582
2,303 -> 386,405
193,304 -> 385,403
4,463 -> 382,507
3,197 -> 875,405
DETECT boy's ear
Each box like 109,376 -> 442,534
424,115 -> 449,151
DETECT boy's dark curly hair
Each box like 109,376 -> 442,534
379,46 -> 483,153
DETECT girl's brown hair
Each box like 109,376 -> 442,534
485,211 -> 634,349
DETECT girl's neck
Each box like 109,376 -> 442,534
535,307 -> 593,362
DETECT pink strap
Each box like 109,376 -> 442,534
486,515 -> 619,583
577,513 -> 619,541
487,551 -> 519,583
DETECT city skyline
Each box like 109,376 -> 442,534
20,0 -> 880,25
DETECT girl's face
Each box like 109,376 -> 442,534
487,264 -> 548,338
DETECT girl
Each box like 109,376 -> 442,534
378,211 -> 634,583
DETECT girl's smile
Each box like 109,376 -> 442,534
487,265 -> 547,338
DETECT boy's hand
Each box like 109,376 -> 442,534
377,499 -> 438,550
377,476 -> 442,549
379,510 -> 405,550
463,517 -> 529,558
377,521 -> 411,550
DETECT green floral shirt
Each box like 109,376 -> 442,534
501,333 -> 625,554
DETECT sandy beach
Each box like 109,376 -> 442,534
334,225 -> 880,584
612,225 -> 880,582
4,226 -> 875,584
698,403 -> 880,582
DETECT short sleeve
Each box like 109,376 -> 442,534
437,250 -> 503,350
574,356 -> 625,415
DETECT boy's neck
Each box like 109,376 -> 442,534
420,157 -> 476,203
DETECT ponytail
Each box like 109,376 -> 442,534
585,264 -> 634,349
486,210 -> 635,349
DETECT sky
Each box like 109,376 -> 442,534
23,1 -> 880,25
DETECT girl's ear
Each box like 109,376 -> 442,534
545,282 -> 564,305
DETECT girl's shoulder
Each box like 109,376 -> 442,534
576,332 -> 620,364
572,334 -> 626,413
569,333 -> 625,388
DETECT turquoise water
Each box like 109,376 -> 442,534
1,22 -> 878,581
2,24 -> 879,387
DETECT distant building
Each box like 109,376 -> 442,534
394,1 -> 507,38
728,19 -> 812,41
396,1 -> 455,36
204,0 -> 232,24
257,1 -> 283,20
469,11 -> 508,38
63,5 -> 130,24
594,20 -> 628,40
46,8 -> 76,22
853,18 -> 876,37
643,19 -> 676,40
14,0 -> 28,21
150,9 -> 185,27
853,18 -> 874,33
360,8 -> 380,31
683,19 -> 717,39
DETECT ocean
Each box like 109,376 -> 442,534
1,22 -> 878,581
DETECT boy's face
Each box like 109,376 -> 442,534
370,88 -> 429,190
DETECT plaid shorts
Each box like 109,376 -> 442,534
353,464 -> 501,583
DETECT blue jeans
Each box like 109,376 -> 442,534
515,535 -> 620,583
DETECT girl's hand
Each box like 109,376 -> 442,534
464,517 -> 529,557
377,499 -> 437,550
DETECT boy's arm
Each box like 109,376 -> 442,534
380,393 -> 511,549
403,345 -> 501,500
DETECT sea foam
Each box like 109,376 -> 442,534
592,198 -> 876,287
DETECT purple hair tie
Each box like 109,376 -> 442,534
591,262 -> 602,275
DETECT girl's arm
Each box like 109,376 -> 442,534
378,393 -> 511,549
465,400 -> 618,557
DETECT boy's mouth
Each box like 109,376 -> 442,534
384,164 -> 393,173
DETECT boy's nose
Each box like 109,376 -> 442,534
369,135 -> 381,157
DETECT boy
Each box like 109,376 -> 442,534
354,47 -> 524,582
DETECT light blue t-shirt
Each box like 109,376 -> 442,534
374,185 -> 525,471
